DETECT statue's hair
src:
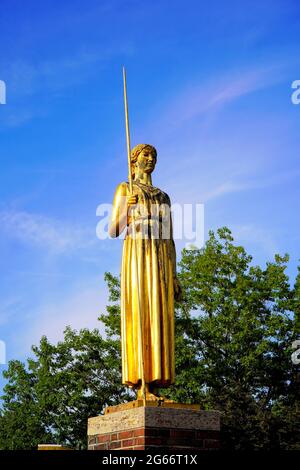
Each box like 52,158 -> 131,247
131,144 -> 157,178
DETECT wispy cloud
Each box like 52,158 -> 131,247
201,181 -> 251,202
0,209 -> 95,254
0,297 -> 24,327
148,63 -> 286,138
4,44 -> 133,97
201,167 -> 300,202
1,108 -> 48,127
15,281 -> 107,357
0,42 -> 134,127
232,224 -> 279,259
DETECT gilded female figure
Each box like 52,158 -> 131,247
109,144 -> 181,399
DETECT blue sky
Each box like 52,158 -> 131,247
0,0 -> 300,392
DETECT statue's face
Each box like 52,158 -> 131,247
136,148 -> 157,174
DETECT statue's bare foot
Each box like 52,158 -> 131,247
137,385 -> 162,402
146,391 -> 160,401
161,397 -> 175,403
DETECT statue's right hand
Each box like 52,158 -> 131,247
127,194 -> 138,207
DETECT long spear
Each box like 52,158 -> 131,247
122,67 -> 146,406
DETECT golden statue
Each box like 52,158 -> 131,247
109,143 -> 181,400
108,70 -> 181,402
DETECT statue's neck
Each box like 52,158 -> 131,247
134,172 -> 152,186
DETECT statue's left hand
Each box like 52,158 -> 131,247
174,277 -> 182,302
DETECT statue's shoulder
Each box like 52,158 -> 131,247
115,181 -> 129,194
159,188 -> 171,203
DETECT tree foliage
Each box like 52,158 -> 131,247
0,328 -> 128,449
0,228 -> 299,449
165,228 -> 299,449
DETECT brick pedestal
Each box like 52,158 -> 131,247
88,401 -> 220,451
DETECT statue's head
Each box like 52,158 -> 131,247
131,144 -> 157,179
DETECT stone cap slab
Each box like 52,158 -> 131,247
88,405 -> 220,436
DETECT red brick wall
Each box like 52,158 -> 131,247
88,427 -> 220,451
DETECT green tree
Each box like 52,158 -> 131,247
0,360 -> 52,450
165,228 -> 299,449
0,327 -> 127,449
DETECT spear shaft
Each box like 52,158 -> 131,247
122,67 -> 146,405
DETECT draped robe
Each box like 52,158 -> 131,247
110,180 -> 176,387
